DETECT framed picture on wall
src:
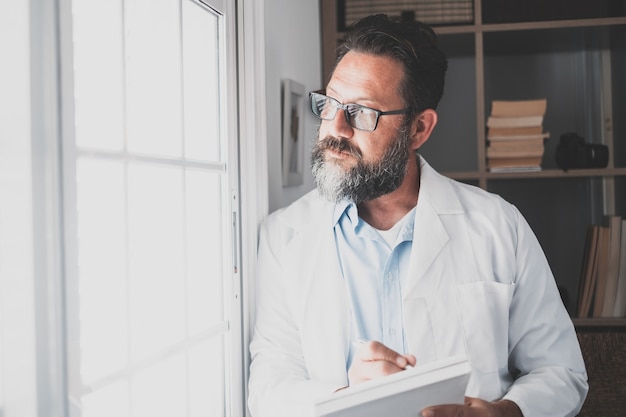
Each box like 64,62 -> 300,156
282,78 -> 305,187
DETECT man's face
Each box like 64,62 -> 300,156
312,52 -> 412,204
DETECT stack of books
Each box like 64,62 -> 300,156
485,99 -> 549,172
577,215 -> 626,318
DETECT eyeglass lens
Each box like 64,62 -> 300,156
310,93 -> 380,131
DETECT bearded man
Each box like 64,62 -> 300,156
248,14 -> 588,417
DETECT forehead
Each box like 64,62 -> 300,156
327,51 -> 405,106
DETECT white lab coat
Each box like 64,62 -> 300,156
248,156 -> 588,417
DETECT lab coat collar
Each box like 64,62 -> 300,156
415,154 -> 465,215
278,188 -> 336,231
403,155 -> 465,299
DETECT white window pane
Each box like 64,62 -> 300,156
72,0 -> 125,151
182,0 -> 221,162
66,1 -> 238,416
76,158 -> 128,383
132,355 -> 187,417
82,381 -> 130,417
186,169 -> 224,334
189,336 -> 225,417
127,163 -> 185,361
125,0 -> 183,157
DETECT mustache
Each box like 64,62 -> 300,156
317,136 -> 362,160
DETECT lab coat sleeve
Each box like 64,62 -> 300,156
502,208 -> 588,417
248,216 -> 341,417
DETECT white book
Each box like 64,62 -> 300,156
488,166 -> 542,173
486,115 -> 544,128
487,132 -> 550,141
315,356 -> 471,417
491,98 -> 547,117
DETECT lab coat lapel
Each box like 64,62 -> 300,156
403,157 -> 463,299
404,196 -> 449,300
284,205 -> 350,385
401,157 -> 467,363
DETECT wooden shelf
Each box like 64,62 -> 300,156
444,167 -> 626,182
573,317 -> 626,330
434,16 -> 626,35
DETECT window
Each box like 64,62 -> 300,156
61,1 -> 243,416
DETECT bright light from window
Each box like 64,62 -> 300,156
76,158 -> 128,383
127,163 -> 186,362
72,0 -> 124,151
125,0 -> 183,158
182,0 -> 221,161
68,1 -> 232,416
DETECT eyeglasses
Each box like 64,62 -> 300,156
308,91 -> 410,132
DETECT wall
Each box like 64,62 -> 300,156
264,0 -> 322,213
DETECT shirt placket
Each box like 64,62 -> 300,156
381,248 -> 404,354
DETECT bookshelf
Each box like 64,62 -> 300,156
319,0 -> 626,321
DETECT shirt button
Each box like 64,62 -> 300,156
389,328 -> 396,336
387,273 -> 394,281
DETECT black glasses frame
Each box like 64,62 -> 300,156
308,91 -> 410,132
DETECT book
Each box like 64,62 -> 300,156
601,216 -> 622,317
491,98 -> 547,117
486,148 -> 544,159
488,126 -> 544,137
487,139 -> 545,153
315,356 -> 471,417
488,166 -> 542,173
486,115 -> 544,128
577,225 -> 600,318
486,156 -> 542,169
487,133 -> 550,142
592,226 -> 610,318
612,219 -> 626,317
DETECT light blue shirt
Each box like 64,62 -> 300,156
333,201 -> 416,369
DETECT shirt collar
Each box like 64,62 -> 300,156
397,207 -> 416,242
333,200 -> 358,230
333,199 -> 416,243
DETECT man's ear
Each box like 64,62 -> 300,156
409,109 -> 438,150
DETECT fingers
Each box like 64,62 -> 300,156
356,340 -> 410,367
405,353 -> 417,367
421,397 -> 501,417
348,341 -> 415,385
420,404 -> 466,417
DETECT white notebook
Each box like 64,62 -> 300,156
315,356 -> 471,417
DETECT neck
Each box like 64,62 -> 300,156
357,155 -> 421,230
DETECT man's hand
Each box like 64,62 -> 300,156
347,340 -> 416,386
421,397 -> 523,417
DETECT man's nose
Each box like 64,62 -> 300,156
325,108 -> 354,139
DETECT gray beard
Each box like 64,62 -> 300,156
311,130 -> 411,204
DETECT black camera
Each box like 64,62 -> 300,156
555,132 -> 608,171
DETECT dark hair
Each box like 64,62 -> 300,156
334,14 -> 448,115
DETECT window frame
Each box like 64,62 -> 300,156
2,0 -> 269,416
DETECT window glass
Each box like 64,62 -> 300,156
66,1 -> 236,416
72,0 -> 124,151
183,0 -> 221,161
125,0 -> 183,157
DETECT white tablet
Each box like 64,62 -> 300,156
315,355 -> 471,417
